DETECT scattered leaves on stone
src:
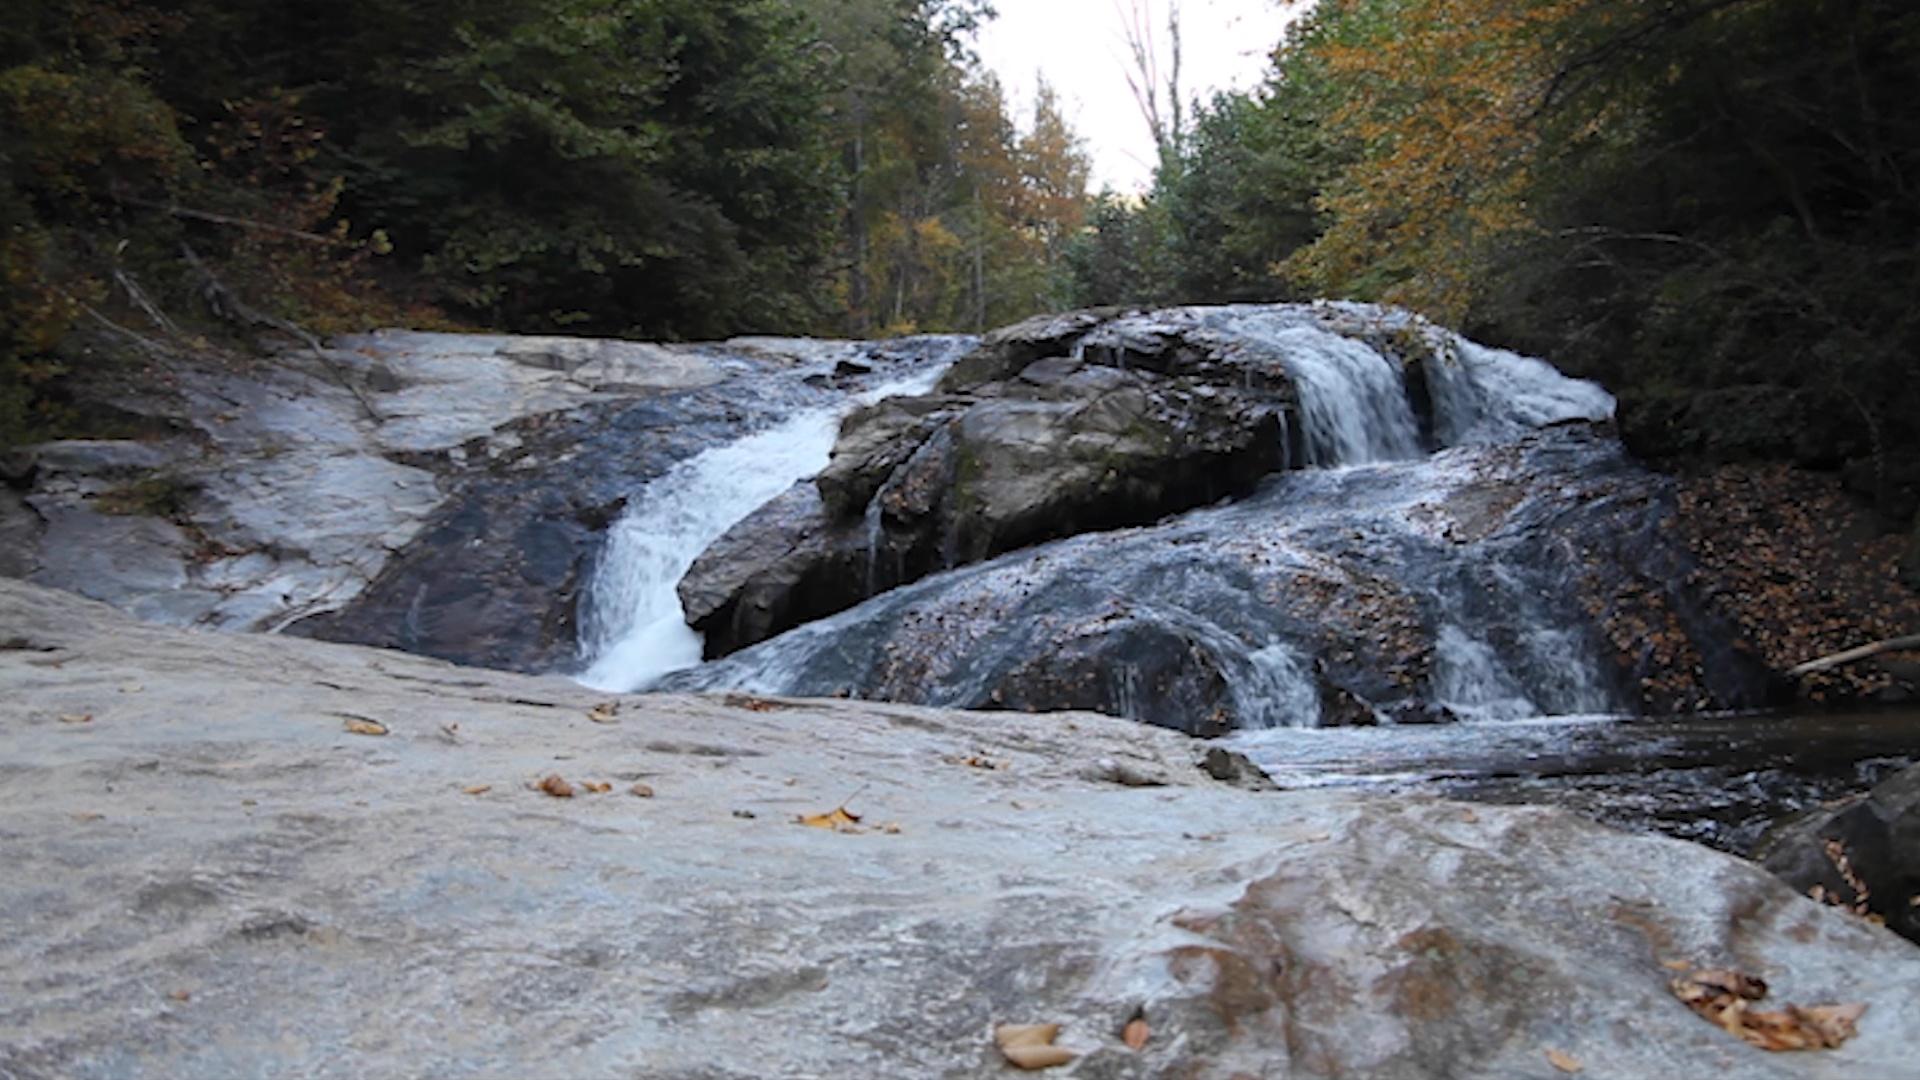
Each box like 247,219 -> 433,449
1670,969 -> 1867,1051
1545,1048 -> 1582,1073
538,774 -> 575,798
994,1023 -> 1075,1070
798,805 -> 861,831
587,702 -> 619,724
342,717 -> 388,736
723,692 -> 786,712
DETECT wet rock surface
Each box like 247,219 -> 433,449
666,427 -> 1772,732
682,308 -> 1302,658
4,578 -> 1918,1079
1,330 -> 964,673
1758,761 -> 1920,943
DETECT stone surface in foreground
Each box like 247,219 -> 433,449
0,580 -> 1915,1079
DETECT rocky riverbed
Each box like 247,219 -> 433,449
4,579 -> 1918,1079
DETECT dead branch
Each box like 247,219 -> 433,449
118,195 -> 346,247
179,243 -> 385,423
1787,634 -> 1920,677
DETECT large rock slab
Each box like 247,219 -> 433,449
2,329 -> 965,672
681,316 -> 1296,659
2,579 -> 1914,1078
669,427 -> 1774,732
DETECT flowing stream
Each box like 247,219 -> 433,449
573,303 -> 1919,853
577,362 -> 949,691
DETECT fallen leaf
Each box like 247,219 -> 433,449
539,774 -> 575,798
463,784 -> 492,796
1670,969 -> 1866,1051
1122,1017 -> 1149,1051
995,1024 -> 1076,1070
880,821 -> 902,834
798,806 -> 862,831
947,753 -> 1001,770
1661,958 -> 1692,971
723,692 -> 783,712
630,783 -> 655,798
587,702 -> 619,724
58,713 -> 92,725
582,780 -> 612,794
342,717 -> 388,737
71,812 -> 104,823
1545,1048 -> 1582,1073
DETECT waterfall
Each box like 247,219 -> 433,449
658,306 -> 1632,730
1229,318 -> 1426,465
577,362 -> 949,692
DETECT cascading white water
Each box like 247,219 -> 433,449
1423,336 -> 1618,445
1226,316 -> 1427,465
577,363 -> 948,692
617,304 -> 1638,734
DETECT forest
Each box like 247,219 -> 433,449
5,0 -> 1918,517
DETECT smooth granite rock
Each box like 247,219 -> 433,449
1,579 -> 1914,1079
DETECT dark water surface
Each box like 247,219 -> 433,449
1227,709 -> 1920,854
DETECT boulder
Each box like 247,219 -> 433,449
674,482 -> 867,656
4,578 -> 1918,1079
683,350 -> 1289,659
1757,762 -> 1920,943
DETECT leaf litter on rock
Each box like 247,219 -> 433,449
1670,968 -> 1867,1051
994,1023 -> 1076,1070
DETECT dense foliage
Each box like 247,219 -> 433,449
1,0 -> 1090,444
1072,0 -> 1920,515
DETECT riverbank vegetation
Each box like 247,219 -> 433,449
7,0 -> 1916,539
1076,0 -> 1920,526
1,0 -> 1091,443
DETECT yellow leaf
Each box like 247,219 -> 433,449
1545,1048 -> 1582,1073
462,784 -> 492,796
995,1023 -> 1075,1070
798,806 -> 861,830
582,781 -> 612,794
343,717 -> 388,736
539,774 -> 575,798
587,702 -> 619,724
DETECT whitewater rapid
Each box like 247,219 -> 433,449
577,361 -> 950,692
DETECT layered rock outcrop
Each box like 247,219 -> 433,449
681,307 -> 1335,659
3,578 -> 1915,1078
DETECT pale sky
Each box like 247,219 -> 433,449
977,0 -> 1300,192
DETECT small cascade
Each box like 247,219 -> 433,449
1232,318 -> 1426,465
578,360 -> 949,692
